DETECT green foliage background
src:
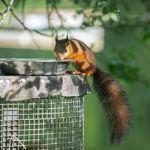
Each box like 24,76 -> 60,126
0,0 -> 150,150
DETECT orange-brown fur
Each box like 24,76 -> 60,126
65,40 -> 96,76
54,37 -> 130,144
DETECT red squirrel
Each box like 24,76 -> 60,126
54,35 -> 130,144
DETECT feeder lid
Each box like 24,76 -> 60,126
0,75 -> 91,101
0,59 -> 91,101
0,58 -> 72,75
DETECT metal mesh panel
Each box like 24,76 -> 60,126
0,96 -> 84,150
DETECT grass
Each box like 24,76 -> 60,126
0,0 -> 79,12
0,47 -> 53,58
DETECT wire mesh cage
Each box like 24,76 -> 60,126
0,96 -> 84,150
0,59 -> 90,150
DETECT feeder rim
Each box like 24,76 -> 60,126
0,58 -> 74,63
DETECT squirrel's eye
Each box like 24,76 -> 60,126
64,48 -> 67,53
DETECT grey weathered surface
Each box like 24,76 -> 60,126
0,59 -> 71,75
0,75 -> 91,101
0,59 -> 90,101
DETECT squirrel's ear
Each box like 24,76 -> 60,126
55,34 -> 58,42
65,34 -> 68,42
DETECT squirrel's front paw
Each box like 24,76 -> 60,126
66,71 -> 85,76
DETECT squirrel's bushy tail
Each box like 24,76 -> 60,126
93,67 -> 130,144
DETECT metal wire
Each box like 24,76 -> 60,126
0,96 -> 84,150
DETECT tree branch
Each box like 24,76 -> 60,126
0,0 -> 14,25
1,0 -> 52,37
46,0 -> 54,30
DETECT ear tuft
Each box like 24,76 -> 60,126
55,34 -> 58,42
65,34 -> 68,42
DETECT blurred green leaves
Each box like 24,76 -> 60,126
107,48 -> 141,82
102,45 -> 150,88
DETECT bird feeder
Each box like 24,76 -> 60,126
0,59 -> 90,150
